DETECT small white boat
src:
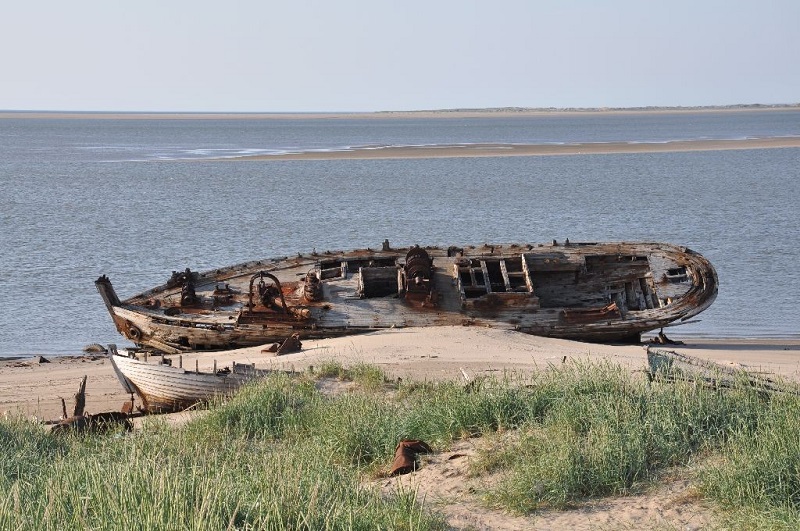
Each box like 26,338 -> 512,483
107,345 -> 277,412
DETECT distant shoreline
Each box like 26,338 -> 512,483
213,137 -> 800,161
1,105 -> 798,121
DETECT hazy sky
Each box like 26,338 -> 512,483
2,1 -> 797,112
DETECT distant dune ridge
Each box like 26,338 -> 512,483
1,103 -> 799,120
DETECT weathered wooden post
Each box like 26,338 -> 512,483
73,376 -> 87,417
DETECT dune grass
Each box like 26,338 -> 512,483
2,359 -> 799,529
698,392 -> 800,528
476,361 -> 767,513
312,359 -> 388,391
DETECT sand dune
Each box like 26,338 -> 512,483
3,327 -> 799,529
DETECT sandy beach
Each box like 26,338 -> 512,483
3,327 -> 798,421
3,326 -> 799,529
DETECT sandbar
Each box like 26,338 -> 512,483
215,137 -> 800,161
4,108 -> 797,161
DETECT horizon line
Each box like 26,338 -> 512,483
2,103 -> 800,116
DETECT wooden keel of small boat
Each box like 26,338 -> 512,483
107,346 -> 271,413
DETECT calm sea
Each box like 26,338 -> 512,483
1,111 -> 799,357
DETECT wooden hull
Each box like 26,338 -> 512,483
646,347 -> 794,393
97,241 -> 718,351
108,346 -> 272,412
647,347 -> 737,385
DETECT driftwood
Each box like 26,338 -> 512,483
51,412 -> 133,435
42,375 -> 134,434
54,375 -> 87,421
49,375 -> 134,434
73,375 -> 87,417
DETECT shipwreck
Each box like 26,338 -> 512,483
96,240 -> 718,352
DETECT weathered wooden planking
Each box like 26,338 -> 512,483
97,241 -> 718,349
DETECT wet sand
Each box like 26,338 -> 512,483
217,137 -> 800,161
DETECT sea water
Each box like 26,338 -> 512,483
1,111 -> 798,356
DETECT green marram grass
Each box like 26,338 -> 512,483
2,359 -> 799,529
311,359 -> 387,391
479,361 -> 767,512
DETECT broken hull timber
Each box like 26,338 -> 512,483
107,346 -> 273,412
96,241 -> 718,352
